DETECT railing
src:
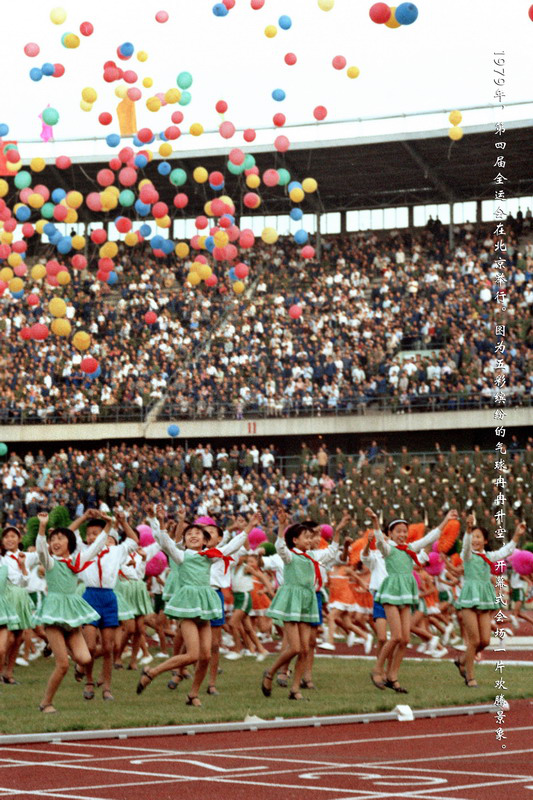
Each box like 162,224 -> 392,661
0,406 -> 146,426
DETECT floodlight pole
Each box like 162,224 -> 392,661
449,203 -> 454,250
316,213 -> 322,261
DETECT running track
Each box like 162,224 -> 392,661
1,700 -> 532,800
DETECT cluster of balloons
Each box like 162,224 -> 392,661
369,3 -> 418,26
448,110 -> 463,141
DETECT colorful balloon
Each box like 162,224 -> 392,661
369,2 -> 391,23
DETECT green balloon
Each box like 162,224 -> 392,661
277,168 -> 291,186
169,168 -> 187,187
243,154 -> 256,170
14,171 -> 32,189
177,71 -> 193,90
42,107 -> 59,126
227,160 -> 245,175
119,189 -> 135,207
41,202 -> 55,219
0,443 -> 7,457
179,91 -> 192,106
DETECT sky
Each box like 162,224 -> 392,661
1,0 -> 532,161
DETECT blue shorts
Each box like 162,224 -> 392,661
373,598 -> 386,621
83,587 -> 119,629
311,591 -> 323,628
210,589 -> 225,628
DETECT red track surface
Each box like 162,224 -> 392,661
2,699 -> 532,800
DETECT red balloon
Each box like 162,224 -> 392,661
196,255 -> 207,264
239,229 -> 255,248
22,223 -> 35,238
53,205 -> 68,222
173,193 -> 189,209
109,157 -> 121,171
0,245 -> 10,259
227,224 -> 240,242
140,184 -> 158,204
274,135 -> 290,152
98,257 -> 114,272
529,4 -> 533,20
96,269 -> 109,281
97,168 -> 115,187
27,293 -> 40,306
31,323 -> 49,341
53,63 -> 65,78
119,167 -> 137,186
71,254 -> 87,270
165,125 -> 181,140
91,229 -> 107,244
219,121 -> 236,139
171,110 -> 184,124
229,148 -> 245,165
332,55 -> 346,70
155,10 -> 169,22
86,192 -> 102,212
243,128 -> 256,142
263,169 -> 279,187
99,112 -> 113,126
12,240 -> 27,253
205,274 -> 218,287
119,147 -> 134,163
289,304 -> 302,319
123,70 -> 138,84
251,0 -> 264,8
301,245 -> 315,259
211,198 -> 226,216
284,52 -> 297,66
273,113 -> 286,127
3,218 -> 16,232
369,2 -> 391,23
20,327 -> 33,341
80,21 -> 94,36
144,311 -> 157,324
6,150 -> 20,163
215,100 -> 228,114
219,216 -> 231,228
115,217 -> 132,233
235,262 -> 249,279
226,244 -> 238,261
223,0 -> 235,7
153,201 -> 169,218
314,105 -> 327,120
138,128 -> 153,143
81,357 -> 99,374
209,171 -> 224,187
195,215 -> 208,229
190,235 -> 201,249
55,155 -> 71,169
243,192 -> 260,209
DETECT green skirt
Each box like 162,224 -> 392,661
0,594 -> 18,628
5,584 -> 35,631
456,581 -> 499,611
375,574 -> 418,608
165,586 -> 222,621
33,592 -> 100,631
119,580 -> 152,617
267,585 -> 319,624
114,580 -> 135,621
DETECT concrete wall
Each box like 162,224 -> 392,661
0,407 -> 531,443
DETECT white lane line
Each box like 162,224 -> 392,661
364,747 -> 533,767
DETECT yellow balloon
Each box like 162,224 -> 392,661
159,142 -> 172,157
264,25 -> 277,38
66,190 -> 83,209
35,219 -> 47,234
233,281 -> 245,294
246,174 -> 261,189
30,157 -> 46,172
385,7 -> 401,27
146,96 -> 161,112
198,236 -> 207,249
193,167 -> 208,183
0,179 -> 8,197
214,231 -> 229,247
6,160 -> 21,173
143,77 -> 153,88
115,86 -> 127,99
57,270 -> 71,285
31,264 -> 46,280
199,264 -> 212,281
165,88 -> 181,104
449,126 -> 464,141
189,123 -> 204,137
72,331 -> 91,351
50,6 -> 67,24
124,232 -> 138,246
71,235 -> 85,250
82,87 -> 97,103
289,187 -> 305,203
347,66 -> 360,78
302,177 -> 318,193
220,195 -> 235,211
28,193 -> 45,209
65,208 -> 78,224
261,227 -> 278,244
51,318 -> 71,336
64,33 -> 80,49
175,242 -> 190,258
0,231 -> 13,245
8,253 -> 22,268
155,215 -> 171,228
190,261 -> 202,273
204,201 -> 213,216
187,271 -> 201,286
100,241 -> 118,258
8,277 -> 23,293
101,192 -> 118,212
137,51 -> 148,62
49,297 -> 67,318
318,0 -> 334,9
106,185 -> 120,197
0,267 -> 13,282
80,100 -> 93,112
449,110 -> 463,126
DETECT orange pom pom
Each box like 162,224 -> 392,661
437,519 -> 460,553
407,522 -> 425,543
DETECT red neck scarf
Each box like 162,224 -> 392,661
396,544 -> 422,568
8,553 -> 22,568
97,549 -> 109,586
199,548 -> 234,574
58,553 -> 94,574
474,552 -> 498,575
291,549 -> 323,589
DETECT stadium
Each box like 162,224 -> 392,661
0,2 -> 532,799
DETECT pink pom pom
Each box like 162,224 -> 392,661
248,528 -> 267,549
320,524 -> 333,540
137,525 -> 154,546
413,570 -> 422,588
425,551 -> 445,576
145,551 -> 168,577
509,549 -> 533,576
194,516 -> 218,527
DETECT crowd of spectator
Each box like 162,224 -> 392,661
1,439 -> 531,540
0,215 -> 531,423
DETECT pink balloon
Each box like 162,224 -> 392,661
24,42 -> 40,57
243,128 -> 256,142
314,105 -> 327,121
235,262 -> 249,279
301,245 -> 315,259
119,167 -> 138,186
332,55 -> 346,70
229,148 -> 245,165
239,229 -> 255,248
127,87 -> 142,101
274,135 -> 290,152
263,169 -> 279,187
155,10 -> 169,22
289,304 -> 302,319
219,121 -> 236,139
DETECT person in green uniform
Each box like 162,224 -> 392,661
34,511 -> 110,714
454,516 -> 524,688
261,510 -> 322,701
0,558 -> 18,673
373,508 -> 459,693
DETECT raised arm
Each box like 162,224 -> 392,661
115,510 -> 139,544
153,529 -> 184,565
411,509 -> 459,553
274,507 -> 292,564
219,531 -> 248,556
487,522 -> 526,561
79,531 -> 108,566
36,512 -> 53,571
365,508 -> 390,556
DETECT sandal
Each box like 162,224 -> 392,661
206,685 -> 219,695
300,679 -> 317,690
186,694 -> 202,707
74,665 -> 85,682
167,671 -> 184,690
289,690 -> 309,701
83,683 -> 95,701
465,678 -> 479,688
102,690 -> 114,701
384,679 -> 409,694
370,672 -> 387,690
454,659 -> 466,679
276,672 -> 288,688
2,676 -> 19,685
38,703 -> 57,713
113,662 -> 124,670
136,668 -> 153,695
261,670 -> 272,697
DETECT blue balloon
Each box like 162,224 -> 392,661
51,188 -> 66,203
294,229 -> 308,244
43,222 -> 57,236
221,213 -> 234,225
167,424 -> 180,437
0,123 -> 9,137
132,135 -> 142,147
213,3 -> 228,15
15,206 -> 31,222
151,235 -> 164,250
50,231 -> 62,245
119,42 -> 134,57
162,239 -> 175,255
30,68 -> 43,82
106,133 -> 120,147
57,236 -> 72,255
140,224 -> 151,237
159,131 -> 168,142
395,2 -> 418,24
11,290 -> 24,299
290,208 -> 303,221
272,88 -> 286,102
135,154 -> 148,169
158,161 -> 171,176
288,181 -> 302,192
229,267 -> 237,281
106,273 -> 118,286
135,199 -> 150,216
42,62 -> 55,76
279,15 -> 292,29
205,236 -> 215,252
88,365 -> 102,379
209,182 -> 224,192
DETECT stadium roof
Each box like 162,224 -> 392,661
16,120 -> 533,220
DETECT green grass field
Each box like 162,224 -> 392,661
2,655 -> 531,736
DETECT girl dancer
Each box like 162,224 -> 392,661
1,525 -> 33,685
372,508 -> 459,693
0,552 -> 18,671
34,512 -> 110,713
454,516 -> 524,688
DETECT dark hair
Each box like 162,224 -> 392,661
1,526 -> 22,542
183,524 -> 211,545
86,518 -> 107,532
49,527 -> 78,555
472,526 -> 490,546
284,521 -> 316,550
387,518 -> 408,533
